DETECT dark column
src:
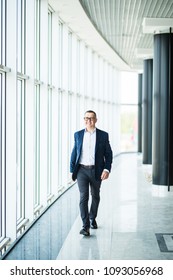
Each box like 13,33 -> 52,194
152,33 -> 173,186
142,59 -> 153,164
138,74 -> 142,153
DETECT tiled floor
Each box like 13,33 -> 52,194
4,153 -> 173,260
57,153 -> 173,260
4,185 -> 79,260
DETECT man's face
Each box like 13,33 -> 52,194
84,112 -> 97,130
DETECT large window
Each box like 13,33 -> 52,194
0,0 -> 6,65
0,0 -> 6,242
120,105 -> 138,152
16,78 -> 25,222
120,71 -> 138,152
35,0 -> 40,80
16,0 -> 26,224
34,85 -> 40,208
47,10 -> 52,197
0,0 -> 122,257
57,21 -> 63,188
67,31 -> 73,182
34,0 -> 41,208
17,0 -> 26,74
0,73 -> 5,242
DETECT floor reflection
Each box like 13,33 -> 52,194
79,234 -> 100,259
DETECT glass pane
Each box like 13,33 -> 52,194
120,105 -> 138,152
0,2 -> 2,63
57,91 -> 62,187
68,32 -> 72,91
0,0 -> 6,65
47,11 -> 52,196
0,73 -> 5,240
17,0 -> 22,73
34,85 -> 40,206
47,89 -> 52,196
34,0 -> 41,206
120,71 -> 138,104
16,80 -> 22,221
0,74 -> 2,237
48,11 -> 52,84
17,0 -> 26,73
35,0 -> 40,79
58,22 -> 63,88
76,40 -> 80,94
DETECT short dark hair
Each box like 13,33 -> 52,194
84,110 -> 97,118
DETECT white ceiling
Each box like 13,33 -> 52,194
79,0 -> 173,71
49,0 -> 173,72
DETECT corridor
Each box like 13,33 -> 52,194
4,153 -> 173,260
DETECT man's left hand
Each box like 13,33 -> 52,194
101,170 -> 109,180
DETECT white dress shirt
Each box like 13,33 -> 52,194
79,128 -> 96,165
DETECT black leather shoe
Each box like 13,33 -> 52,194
90,220 -> 98,229
79,228 -> 90,236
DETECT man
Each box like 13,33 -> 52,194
70,110 -> 113,236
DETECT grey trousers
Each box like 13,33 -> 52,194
77,166 -> 102,229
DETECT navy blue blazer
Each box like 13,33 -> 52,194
70,128 -> 113,181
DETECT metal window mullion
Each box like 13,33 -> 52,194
17,218 -> 28,233
0,65 -> 11,74
17,72 -> 29,80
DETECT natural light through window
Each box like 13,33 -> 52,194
120,71 -> 138,152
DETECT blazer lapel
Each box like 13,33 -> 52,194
78,129 -> 85,152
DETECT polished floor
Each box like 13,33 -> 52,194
4,153 -> 173,260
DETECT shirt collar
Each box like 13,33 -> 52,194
84,128 -> 96,134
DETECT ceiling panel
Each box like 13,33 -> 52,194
79,0 -> 173,70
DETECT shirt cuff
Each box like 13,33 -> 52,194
104,169 -> 109,173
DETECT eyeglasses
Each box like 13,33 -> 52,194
84,117 -> 95,121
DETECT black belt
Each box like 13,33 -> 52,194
80,164 -> 95,169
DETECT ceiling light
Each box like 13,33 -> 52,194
135,48 -> 153,59
142,18 -> 173,34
